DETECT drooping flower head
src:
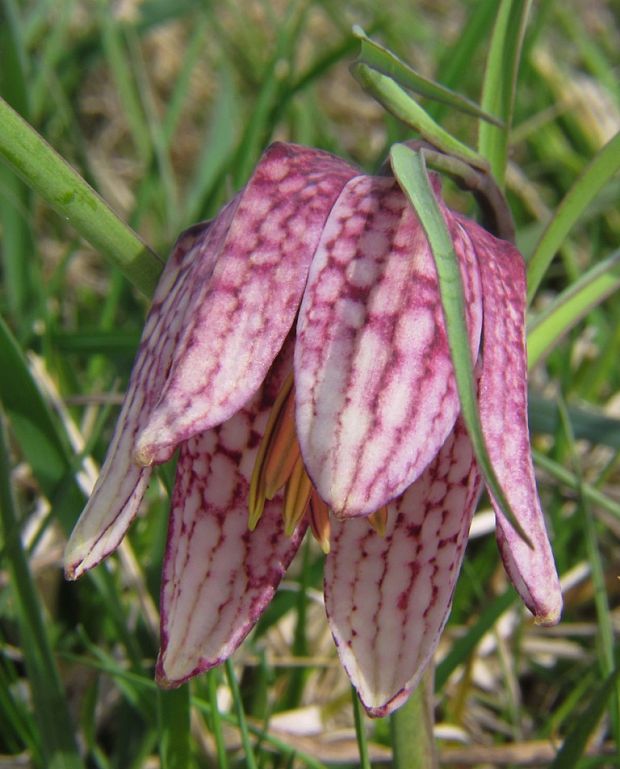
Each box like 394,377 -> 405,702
64,142 -> 562,717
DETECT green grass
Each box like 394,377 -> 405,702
0,1 -> 619,767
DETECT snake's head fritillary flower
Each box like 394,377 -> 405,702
64,142 -> 562,717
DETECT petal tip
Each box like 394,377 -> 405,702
533,601 -> 562,627
155,657 -> 179,689
156,649 -> 216,689
63,560 -> 80,581
63,538 -> 95,581
134,431 -> 175,467
360,687 -> 412,718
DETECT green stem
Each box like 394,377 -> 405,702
351,688 -> 372,769
207,671 -> 229,769
390,671 -> 438,769
0,96 -> 163,297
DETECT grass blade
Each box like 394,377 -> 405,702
532,449 -> 620,521
353,25 -> 502,126
390,143 -> 531,546
529,393 -> 620,451
353,64 -> 487,170
0,405 -> 85,769
435,589 -> 517,690
478,0 -> 532,186
0,0 -> 38,328
207,671 -> 229,769
548,666 -> 620,769
527,130 -> 620,303
527,248 -> 620,368
351,688 -> 372,769
225,660 -> 258,769
0,96 -> 163,296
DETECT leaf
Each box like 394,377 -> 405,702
529,392 -> 620,450
527,130 -> 620,302
0,96 -> 163,297
352,63 -> 488,170
548,666 -> 620,769
0,407 -> 85,769
478,0 -> 532,186
527,248 -> 620,368
353,26 -> 503,125
389,142 -> 531,546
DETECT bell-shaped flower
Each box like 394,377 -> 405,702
64,142 -> 562,717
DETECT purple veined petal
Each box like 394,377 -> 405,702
461,218 -> 562,625
135,143 -> 359,467
64,208 -> 236,579
295,175 -> 483,517
325,417 -> 482,717
156,341 -> 307,685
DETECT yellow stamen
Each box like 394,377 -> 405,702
309,488 -> 331,554
283,454 -> 312,537
263,390 -> 300,500
248,372 -> 294,530
368,506 -> 389,537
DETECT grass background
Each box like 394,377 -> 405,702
0,0 -> 619,767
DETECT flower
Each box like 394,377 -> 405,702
64,142 -> 562,717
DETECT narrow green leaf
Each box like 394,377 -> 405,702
390,143 -> 531,546
0,0 -> 38,327
0,314 -> 149,669
351,688 -> 372,769
183,66 -> 239,223
0,406 -> 85,769
478,0 -> 532,186
527,130 -> 620,303
532,449 -> 620,521
225,660 -> 258,769
193,694 -> 329,769
353,26 -> 503,126
555,398 -> 620,751
96,0 -> 151,165
529,392 -> 620,451
207,671 -> 229,769
527,248 -> 620,368
548,666 -> 620,769
435,589 -> 517,690
0,314 -> 76,508
432,1 -> 498,119
232,0 -> 307,188
0,96 -> 163,297
353,64 -> 488,170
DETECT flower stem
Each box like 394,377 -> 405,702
390,671 -> 437,769
351,688 -> 372,769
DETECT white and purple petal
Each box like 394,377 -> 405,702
136,143 -> 358,466
461,218 -> 562,624
64,214 -> 234,579
324,417 -> 482,716
156,344 -> 306,684
295,176 -> 482,517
